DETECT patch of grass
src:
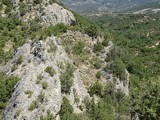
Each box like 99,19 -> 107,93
102,39 -> 109,47
36,80 -> 41,84
96,71 -> 102,79
24,90 -> 33,98
72,41 -> 85,55
41,81 -> 48,89
45,66 -> 56,77
93,42 -> 104,53
0,73 -> 20,110
16,56 -> 23,65
11,64 -> 18,72
92,58 -> 102,69
48,41 -> 57,53
60,64 -> 74,93
14,109 -> 21,118
40,109 -> 55,120
28,100 -> 39,111
37,74 -> 43,80
38,92 -> 45,103
88,81 -> 103,97
36,74 -> 43,84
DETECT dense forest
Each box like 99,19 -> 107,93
90,13 -> 160,119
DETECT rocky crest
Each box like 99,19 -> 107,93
1,36 -> 89,120
11,0 -> 75,26
41,3 -> 75,26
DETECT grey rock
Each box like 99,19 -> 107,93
115,70 -> 130,96
1,36 -> 89,120
41,4 -> 75,26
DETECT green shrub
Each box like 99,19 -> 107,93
85,24 -> 98,37
60,97 -> 74,120
33,0 -> 43,4
45,66 -> 56,77
14,109 -> 21,118
2,0 -> 12,7
102,39 -> 108,47
48,41 -> 57,53
85,99 -> 114,120
40,110 -> 55,120
19,2 -> 27,16
24,90 -> 33,98
110,59 -> 126,80
11,64 -> 18,72
41,81 -> 48,89
60,64 -> 74,93
36,80 -> 41,84
5,7 -> 11,14
37,74 -> 43,80
49,0 -> 57,4
93,58 -> 102,69
88,81 -> 103,97
0,73 -> 20,110
16,56 -> 23,65
38,92 -> 45,103
93,42 -> 104,53
96,71 -> 102,79
28,100 -> 39,111
73,41 -> 85,55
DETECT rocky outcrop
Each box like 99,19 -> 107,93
11,0 -> 75,26
1,36 -> 88,120
115,70 -> 130,96
41,4 -> 75,26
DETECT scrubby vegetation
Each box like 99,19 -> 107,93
0,73 -> 20,110
45,66 -> 56,77
59,97 -> 81,120
28,100 -> 39,111
24,90 -> 33,98
0,0 -> 160,119
72,41 -> 85,55
40,110 -> 55,120
60,64 -> 74,93
41,81 -> 48,89
88,81 -> 103,97
92,13 -> 160,119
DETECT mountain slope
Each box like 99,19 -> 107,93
60,0 -> 160,13
0,0 -> 160,120
1,36 -> 89,120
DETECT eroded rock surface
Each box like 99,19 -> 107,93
1,36 -> 88,120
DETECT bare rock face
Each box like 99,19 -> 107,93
41,4 -> 75,26
115,70 -> 130,96
1,36 -> 88,120
11,0 -> 75,26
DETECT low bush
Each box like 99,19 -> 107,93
72,41 -> 85,55
45,66 -> 56,77
0,73 -> 20,110
93,42 -> 104,53
93,58 -> 102,69
16,56 -> 23,65
96,71 -> 102,79
41,81 -> 48,89
28,100 -> 39,111
24,90 -> 33,98
40,110 -> 55,120
60,64 -> 74,93
88,81 -> 103,97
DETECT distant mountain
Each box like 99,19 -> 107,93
60,0 -> 160,13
